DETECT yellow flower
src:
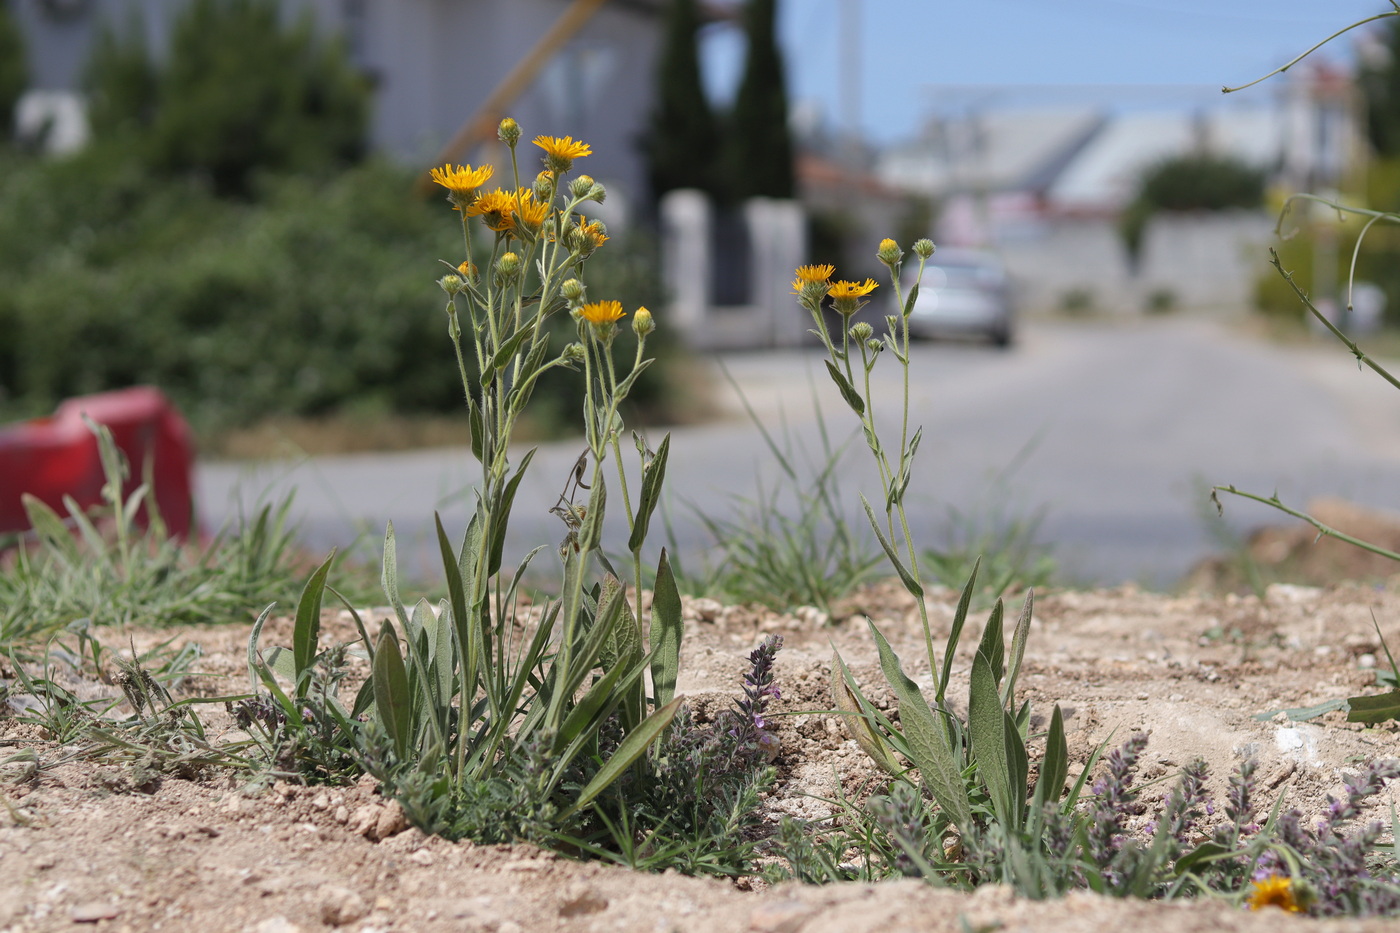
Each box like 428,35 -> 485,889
877,238 -> 903,266
430,163 -> 495,209
577,218 -> 608,250
794,264 -> 835,284
513,189 -> 551,235
828,279 -> 879,299
579,300 -> 626,325
1247,875 -> 1303,913
457,260 -> 477,277
466,188 -> 518,232
534,135 -> 592,173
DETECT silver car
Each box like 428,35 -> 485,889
904,249 -> 1014,347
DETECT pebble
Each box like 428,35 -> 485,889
558,881 -> 608,917
319,886 -> 369,927
70,902 -> 120,923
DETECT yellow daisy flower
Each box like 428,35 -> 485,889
579,300 -> 626,325
466,188 -> 518,232
828,279 -> 879,299
534,135 -> 592,173
1247,875 -> 1303,913
512,189 -> 551,235
794,264 -> 835,284
430,162 -> 494,195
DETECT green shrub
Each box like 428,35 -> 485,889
1121,154 -> 1265,259
0,0 -> 25,143
0,151 -> 671,438
86,0 -> 369,196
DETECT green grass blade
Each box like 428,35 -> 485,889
489,447 -> 536,574
831,649 -> 902,775
975,599 -> 1006,686
1034,704 -> 1069,808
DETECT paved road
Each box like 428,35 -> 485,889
197,316 -> 1400,590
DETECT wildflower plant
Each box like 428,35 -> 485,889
792,239 -> 1080,888
241,119 -> 781,867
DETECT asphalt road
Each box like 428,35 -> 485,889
196,316 -> 1400,590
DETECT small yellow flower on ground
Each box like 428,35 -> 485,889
579,300 -> 626,325
534,135 -> 592,173
1247,875 -> 1303,913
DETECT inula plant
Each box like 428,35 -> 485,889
238,119 -> 779,869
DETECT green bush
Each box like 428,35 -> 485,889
86,0 -> 368,196
0,0 -> 25,143
1121,154 -> 1265,259
0,150 -> 671,438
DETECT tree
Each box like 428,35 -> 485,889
0,0 -> 26,143
720,0 -> 794,202
1119,153 -> 1264,260
646,0 -> 721,199
1361,17 -> 1400,158
86,0 -> 369,197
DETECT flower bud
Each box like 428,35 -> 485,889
457,260 -> 477,278
561,278 -> 585,303
632,306 -> 655,338
561,342 -> 586,365
877,238 -> 903,266
437,274 -> 464,295
849,321 -> 873,342
913,238 -> 935,259
867,338 -> 885,354
495,251 -> 521,281
498,117 -> 521,147
570,175 -> 595,199
586,181 -> 606,203
532,171 -> 553,201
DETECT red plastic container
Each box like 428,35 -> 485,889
0,387 -> 196,540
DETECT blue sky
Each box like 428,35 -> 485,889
703,1 -> 1393,143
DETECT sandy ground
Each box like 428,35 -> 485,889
6,575 -> 1400,932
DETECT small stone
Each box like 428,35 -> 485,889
319,886 -> 369,927
71,902 -> 120,923
558,881 -> 608,917
332,806 -> 349,824
374,800 -> 408,840
253,917 -> 302,933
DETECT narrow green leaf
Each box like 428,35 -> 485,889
561,696 -> 683,818
372,622 -> 413,760
627,433 -> 671,552
831,650 -> 902,776
824,359 -> 866,416
489,325 -> 532,373
939,560 -> 980,702
598,575 -> 642,672
613,357 -> 656,399
1033,704 -> 1069,807
292,550 -> 336,698
20,494 -> 78,562
381,523 -> 409,628
649,548 -> 683,709
1252,698 -> 1350,722
903,282 -> 920,317
868,621 -> 971,830
247,602 -> 278,693
1347,690 -> 1400,724
1002,590 -> 1034,710
969,652 -> 1014,825
434,513 -> 467,677
579,472 -> 606,553
467,396 -> 484,462
488,448 -> 536,574
975,599 -> 1006,687
861,495 -> 923,599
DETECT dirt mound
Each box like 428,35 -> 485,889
5,581 -> 1400,931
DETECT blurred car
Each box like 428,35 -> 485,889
903,248 -> 1014,347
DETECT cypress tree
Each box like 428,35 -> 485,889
1363,17 -> 1400,158
0,0 -> 26,143
721,0 -> 794,201
646,0 -> 720,199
